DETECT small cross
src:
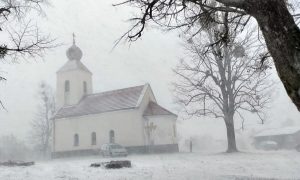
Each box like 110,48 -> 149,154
72,33 -> 76,45
145,122 -> 157,133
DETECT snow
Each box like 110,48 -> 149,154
1,151 -> 300,180
254,126 -> 300,137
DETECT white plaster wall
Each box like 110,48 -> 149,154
53,108 -> 145,152
146,115 -> 177,145
53,84 -> 178,153
136,85 -> 157,145
56,69 -> 92,108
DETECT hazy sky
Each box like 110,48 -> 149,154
0,0 -> 299,141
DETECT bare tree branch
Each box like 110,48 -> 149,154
28,81 -> 55,157
174,13 -> 273,152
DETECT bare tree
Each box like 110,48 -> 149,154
29,82 -> 55,157
0,0 -> 56,85
174,13 -> 273,152
116,0 -> 300,112
0,0 -> 56,60
0,0 -> 56,110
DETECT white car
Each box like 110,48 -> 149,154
100,143 -> 128,157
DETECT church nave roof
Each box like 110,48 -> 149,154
53,85 -> 145,119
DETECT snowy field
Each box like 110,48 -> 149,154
1,151 -> 300,180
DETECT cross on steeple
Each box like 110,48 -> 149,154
72,33 -> 76,45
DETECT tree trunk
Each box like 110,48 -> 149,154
244,0 -> 300,111
224,114 -> 238,153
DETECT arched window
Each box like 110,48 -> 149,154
91,132 -> 96,145
83,81 -> 87,94
109,130 -> 115,143
74,134 -> 79,146
173,124 -> 177,138
65,80 -> 70,92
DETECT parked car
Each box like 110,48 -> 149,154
100,143 -> 128,157
295,144 -> 300,152
256,141 -> 279,150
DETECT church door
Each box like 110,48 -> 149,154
109,130 -> 115,143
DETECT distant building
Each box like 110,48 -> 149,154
254,127 -> 300,149
51,36 -> 178,158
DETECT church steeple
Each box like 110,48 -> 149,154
66,33 -> 83,61
56,34 -> 93,109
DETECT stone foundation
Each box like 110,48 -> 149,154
51,144 -> 179,158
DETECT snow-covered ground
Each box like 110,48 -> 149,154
1,151 -> 300,180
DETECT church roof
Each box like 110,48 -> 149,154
53,85 -> 145,119
254,126 -> 300,137
143,101 -> 177,117
66,44 -> 83,61
57,60 -> 92,74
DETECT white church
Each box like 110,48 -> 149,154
51,37 -> 178,158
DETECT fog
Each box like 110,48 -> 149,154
0,0 -> 298,141
0,0 -> 300,179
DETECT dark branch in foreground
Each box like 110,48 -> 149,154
116,0 -> 300,113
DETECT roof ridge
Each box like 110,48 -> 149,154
86,84 -> 145,97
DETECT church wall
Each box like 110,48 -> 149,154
136,84 -> 178,146
135,85 -> 157,146
53,108 -> 145,152
146,115 -> 177,145
56,70 -> 92,108
134,85 -> 178,146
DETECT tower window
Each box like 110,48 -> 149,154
91,132 -> 96,145
83,81 -> 87,94
173,123 -> 177,138
74,133 -> 79,146
65,80 -> 70,92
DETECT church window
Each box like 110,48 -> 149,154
74,133 -> 79,146
109,130 -> 115,143
91,132 -> 96,145
65,80 -> 70,92
173,123 -> 177,138
83,81 -> 87,94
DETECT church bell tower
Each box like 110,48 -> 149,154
56,34 -> 93,109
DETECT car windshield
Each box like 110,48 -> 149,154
110,144 -> 122,149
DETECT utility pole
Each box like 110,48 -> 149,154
189,137 -> 193,153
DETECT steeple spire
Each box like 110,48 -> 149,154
72,33 -> 76,45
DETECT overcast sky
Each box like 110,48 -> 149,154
0,0 -> 299,142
